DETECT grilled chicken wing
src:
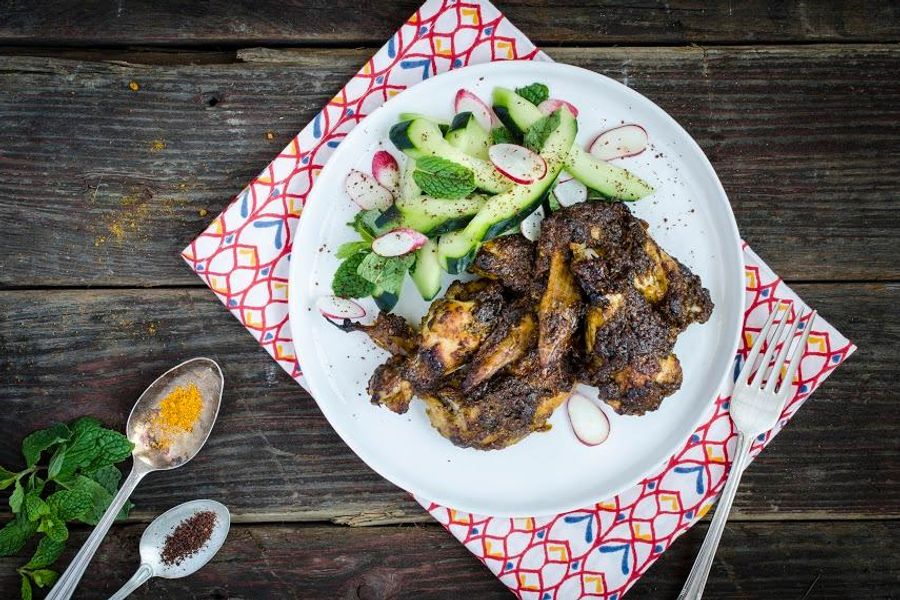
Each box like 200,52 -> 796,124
462,300 -> 537,392
335,312 -> 417,356
471,233 -> 535,293
404,279 -> 504,390
537,250 -> 582,369
369,355 -> 414,414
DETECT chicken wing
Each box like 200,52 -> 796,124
537,249 -> 582,369
471,233 -> 535,293
462,300 -> 537,392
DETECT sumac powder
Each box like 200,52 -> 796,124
161,510 -> 217,566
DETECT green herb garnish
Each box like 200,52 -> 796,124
357,252 -> 416,295
523,110 -> 562,153
1,418 -> 134,598
490,126 -> 517,145
515,82 -> 550,106
332,251 -> 376,298
412,156 -> 476,199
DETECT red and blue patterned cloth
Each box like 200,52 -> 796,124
182,2 -> 854,597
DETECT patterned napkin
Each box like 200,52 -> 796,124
182,1 -> 855,597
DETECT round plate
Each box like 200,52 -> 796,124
289,61 -> 743,517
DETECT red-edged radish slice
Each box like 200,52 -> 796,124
519,209 -> 542,241
371,150 -> 400,194
538,98 -> 579,118
489,144 -> 547,184
371,228 -> 428,257
589,124 -> 649,161
567,392 -> 611,446
345,169 -> 393,211
552,176 -> 588,207
317,296 -> 365,321
454,89 -> 496,131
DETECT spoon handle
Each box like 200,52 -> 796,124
46,465 -> 146,600
107,563 -> 154,600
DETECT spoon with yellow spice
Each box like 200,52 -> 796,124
46,357 -> 224,600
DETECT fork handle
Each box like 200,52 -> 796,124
677,432 -> 754,600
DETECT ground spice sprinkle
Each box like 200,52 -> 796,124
149,382 -> 203,451
161,510 -> 217,566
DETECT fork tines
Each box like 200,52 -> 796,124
738,300 -> 817,394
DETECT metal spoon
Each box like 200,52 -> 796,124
108,499 -> 230,600
46,357 -> 224,600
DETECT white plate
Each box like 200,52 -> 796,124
288,61 -> 743,517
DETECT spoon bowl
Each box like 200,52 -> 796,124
108,500 -> 231,600
126,357 -> 224,470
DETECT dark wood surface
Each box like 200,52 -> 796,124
0,2 -> 898,598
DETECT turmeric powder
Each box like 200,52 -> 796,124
149,382 -> 203,451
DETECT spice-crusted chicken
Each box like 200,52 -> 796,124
341,201 -> 713,448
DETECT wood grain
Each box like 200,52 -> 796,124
1,45 -> 897,288
0,520 -> 897,599
0,1 -> 898,46
0,283 -> 894,523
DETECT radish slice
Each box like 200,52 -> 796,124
317,296 -> 365,321
589,124 -> 649,161
371,228 -> 428,257
371,150 -> 400,195
552,177 -> 588,207
567,393 -> 611,446
345,169 -> 394,211
538,98 -> 579,118
489,144 -> 547,184
519,209 -> 542,241
454,89 -> 496,131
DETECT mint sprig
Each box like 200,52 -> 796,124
523,110 -> 562,154
515,82 -> 550,106
412,156 -> 476,199
357,252 -> 415,295
1,418 -> 134,598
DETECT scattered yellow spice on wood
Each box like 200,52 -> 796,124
150,382 -> 203,451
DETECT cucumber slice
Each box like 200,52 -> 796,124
437,109 -> 578,273
398,112 -> 449,134
411,239 -> 443,301
445,112 -> 490,160
492,87 -> 654,201
566,146 -> 654,201
389,119 -> 512,194
395,195 -> 485,237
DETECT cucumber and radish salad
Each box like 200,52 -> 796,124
325,82 -> 655,316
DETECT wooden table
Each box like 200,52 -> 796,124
1,2 -> 898,597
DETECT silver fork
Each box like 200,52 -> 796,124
677,301 -> 816,600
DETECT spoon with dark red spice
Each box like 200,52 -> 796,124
108,500 -> 231,600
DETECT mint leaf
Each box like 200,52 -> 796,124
56,422 -> 131,480
20,574 -> 32,600
9,480 -> 25,513
28,569 -> 58,589
523,110 -> 562,153
336,240 -> 370,260
515,82 -> 550,106
37,515 -> 67,543
412,156 -> 476,199
490,126 -> 517,145
21,424 -> 71,468
46,447 -> 66,481
357,253 -> 415,295
23,492 -> 49,523
347,210 -> 386,240
0,516 -> 37,556
332,252 -> 376,299
24,536 -> 64,571
45,487 -> 92,522
84,465 -> 122,496
0,467 -> 18,491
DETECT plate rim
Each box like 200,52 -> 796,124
288,60 -> 745,517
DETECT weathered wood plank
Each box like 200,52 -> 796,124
0,283 -> 894,523
0,1 -> 898,46
1,45 -> 897,288
0,520 -> 897,598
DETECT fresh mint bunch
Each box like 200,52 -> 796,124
412,157 -> 476,199
0,417 -> 134,599
515,82 -> 550,106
